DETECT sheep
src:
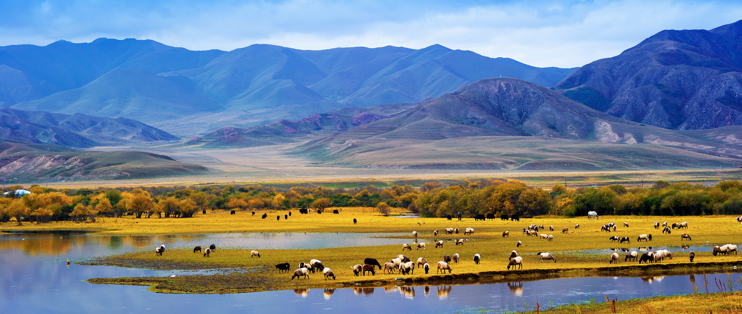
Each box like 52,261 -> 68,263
679,222 -> 688,229
662,227 -> 671,234
516,241 -> 522,247
473,254 -> 481,264
464,228 -> 474,235
549,225 -> 554,231
689,251 -> 695,262
639,252 -> 653,264
509,250 -> 518,259
275,262 -> 290,273
437,261 -> 452,274
412,231 -> 418,237
662,221 -> 668,227
401,262 -> 415,275
445,228 -> 454,234
609,236 -> 620,242
540,233 -> 549,240
397,255 -> 411,263
637,234 -> 652,242
209,244 -> 216,250
384,262 -> 396,274
454,228 -> 460,234
203,248 -> 211,257
155,246 -> 164,256
249,250 -> 261,258
548,235 -> 554,241
625,251 -> 638,262
623,222 -> 629,228
609,252 -> 619,264
435,240 -> 444,248
502,231 -> 510,237
353,218 -> 357,224
575,224 -> 580,229
433,229 -> 439,236
415,257 -> 427,268
452,253 -> 460,263
351,264 -> 363,276
364,258 -> 382,270
323,267 -> 336,280
456,239 -> 465,246
423,263 -> 430,274
613,225 -> 617,232
653,252 -> 663,263
620,237 -> 630,244
654,222 -> 659,229
391,258 -> 402,270
727,244 -> 738,255
443,255 -> 452,263
657,250 -> 672,260
507,256 -> 523,270
671,222 -> 679,229
562,228 -> 569,233
713,246 -> 722,256
681,233 -> 692,241
538,252 -> 556,263
277,215 -> 280,221
292,268 -> 309,280
285,214 -> 288,220
362,264 -> 376,276
193,246 -> 202,253
417,243 -> 426,250
402,243 -> 412,251
310,259 -> 324,273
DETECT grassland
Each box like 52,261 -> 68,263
8,209 -> 738,294
519,291 -> 742,313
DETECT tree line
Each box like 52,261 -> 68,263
1,179 -> 740,225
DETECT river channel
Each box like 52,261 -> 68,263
1,231 -> 739,313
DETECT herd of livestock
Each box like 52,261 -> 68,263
153,215 -> 742,281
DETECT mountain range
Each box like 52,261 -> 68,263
557,20 -> 742,130
1,39 -> 575,135
0,108 -> 178,148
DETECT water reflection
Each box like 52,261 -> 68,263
364,288 -> 375,296
437,285 -> 452,300
508,282 -> 524,296
400,286 -> 414,299
689,275 -> 696,284
323,289 -> 335,300
294,289 -> 309,298
424,286 -> 430,297
641,276 -> 665,284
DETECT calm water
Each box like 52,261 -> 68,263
1,231 -> 740,314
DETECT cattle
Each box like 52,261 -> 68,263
501,214 -> 509,221
353,218 -> 357,224
474,214 -> 485,221
333,210 -> 339,214
262,213 -> 267,219
486,213 -> 495,220
510,215 -> 520,221
446,215 -> 452,220
362,264 -> 375,276
230,210 -> 235,215
299,208 -> 308,214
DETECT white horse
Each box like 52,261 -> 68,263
588,211 -> 598,220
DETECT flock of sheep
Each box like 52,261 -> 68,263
152,215 -> 741,282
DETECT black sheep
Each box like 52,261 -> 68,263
364,258 -> 382,270
353,218 -> 357,224
276,262 -> 290,273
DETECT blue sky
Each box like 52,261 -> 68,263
1,0 -> 741,67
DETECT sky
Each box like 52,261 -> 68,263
1,0 -> 741,68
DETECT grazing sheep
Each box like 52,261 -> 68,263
662,221 -> 668,227
502,231 -> 509,237
397,255 -> 411,263
473,254 -> 481,264
351,264 -> 363,276
362,264 -> 376,276
155,246 -> 164,256
310,259 -> 324,273
455,239 -> 464,246
562,228 -> 569,233
679,222 -> 688,229
537,252 -> 556,263
332,210 -> 339,214
549,225 -> 554,231
452,253 -> 460,263
401,262 -> 415,275
657,250 -> 672,260
464,228 -> 474,235
713,246 -> 722,256
277,215 -> 280,221
412,231 -> 418,237
364,258 -> 382,270
323,268 -> 336,280
654,222 -> 659,229
609,252 -> 619,264
671,222 -> 679,229
689,251 -> 695,262
417,243 -> 426,250
251,250 -> 261,258
623,222 -> 629,228
193,246 -> 202,253
443,255 -> 452,263
575,224 -> 580,229
424,263 -> 430,274
384,262 -> 396,274
516,241 -> 522,247
637,234 -> 652,242
298,262 -> 310,269
417,257 -> 428,268
445,228 -> 454,234
391,258 -> 402,270
540,233 -> 549,240
639,252 -> 653,264
609,236 -> 620,242
662,227 -> 671,234
547,235 -> 554,241
625,251 -> 638,262
653,252 -> 663,263
681,233 -> 692,241
276,262 -> 290,273
454,228 -> 460,234
437,261 -> 452,274
435,240 -> 444,248
402,243 -> 412,251
509,250 -> 518,259
433,229 -> 439,236
727,244 -> 738,255
209,244 -> 216,250
292,268 -> 309,280
507,256 -> 523,270
203,248 -> 211,257
620,237 -> 630,244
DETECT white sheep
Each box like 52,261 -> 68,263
417,243 -> 426,250
539,233 -> 549,240
402,243 -> 412,251
547,235 -> 554,241
401,261 -> 415,275
625,251 -> 638,262
452,253 -> 460,263
609,252 -> 619,264
351,264 -> 363,276
383,262 -> 396,274
507,256 -> 523,270
323,267 -> 336,280
417,257 -> 428,268
251,250 -> 260,258
437,261 -> 452,274
435,240 -> 444,248
423,263 -> 430,274
473,254 -> 481,264
412,231 -> 418,237
292,268 -> 309,280
455,239 -> 465,246
537,252 -> 556,263
516,240 -> 522,247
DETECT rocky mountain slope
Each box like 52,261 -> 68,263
556,19 -> 742,130
0,108 -> 178,148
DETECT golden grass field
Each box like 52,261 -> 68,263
6,208 -> 739,294
525,291 -> 742,313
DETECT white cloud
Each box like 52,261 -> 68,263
0,0 -> 741,67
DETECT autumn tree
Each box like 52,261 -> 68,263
7,199 -> 29,225
310,198 -> 331,212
